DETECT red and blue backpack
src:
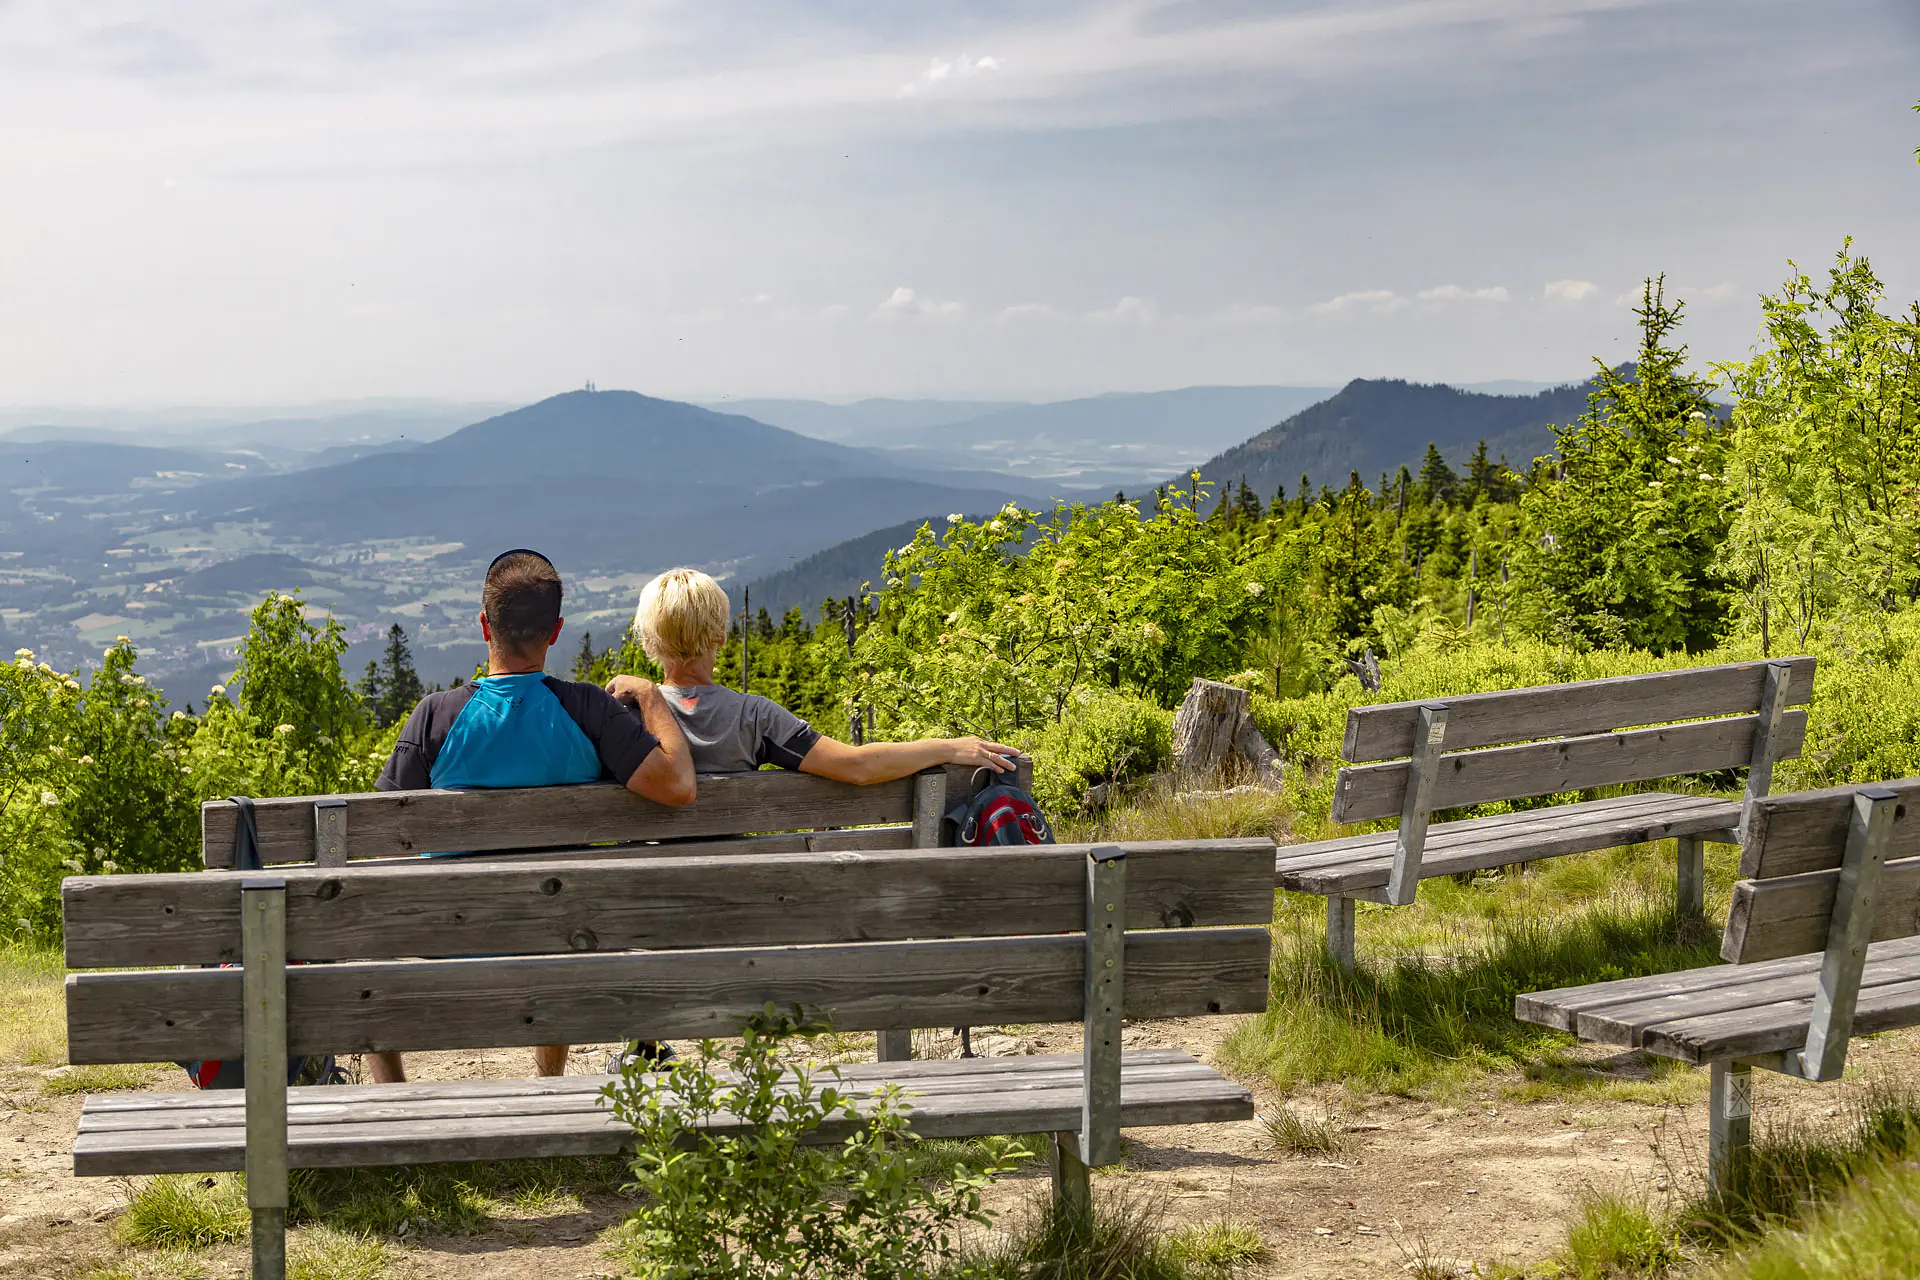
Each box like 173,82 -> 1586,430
945,781 -> 1055,846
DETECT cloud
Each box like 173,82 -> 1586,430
997,302 -> 1068,322
1416,284 -> 1510,304
898,53 -> 1002,98
1544,279 -> 1599,301
1309,289 -> 1407,315
1210,303 -> 1286,326
871,286 -> 965,321
1086,296 -> 1158,325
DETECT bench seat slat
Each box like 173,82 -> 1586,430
78,1058 -> 1229,1135
1515,936 -> 1920,1063
1332,711 -> 1807,825
1278,794 -> 1739,895
78,1047 -> 1204,1115
1273,793 -> 1719,871
66,838 -> 1277,969
68,930 -> 1273,1066
74,1051 -> 1253,1177
1342,658 -> 1816,762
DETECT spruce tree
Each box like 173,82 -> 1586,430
1416,444 -> 1458,505
370,623 -> 425,728
573,630 -> 597,681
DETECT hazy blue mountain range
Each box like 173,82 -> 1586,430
0,402 -> 506,452
703,398 -> 1026,442
711,386 -> 1338,487
1187,376 -> 1596,500
160,391 -> 1040,580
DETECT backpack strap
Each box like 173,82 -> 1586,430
228,796 -> 263,872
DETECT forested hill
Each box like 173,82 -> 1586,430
743,515 -> 953,619
1187,375 -> 1600,499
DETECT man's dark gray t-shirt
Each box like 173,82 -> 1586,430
660,683 -> 821,773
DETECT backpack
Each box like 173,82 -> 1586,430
945,780 -> 1056,847
179,796 -> 347,1090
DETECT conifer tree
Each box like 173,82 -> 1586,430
367,623 -> 425,728
1416,443 -> 1458,505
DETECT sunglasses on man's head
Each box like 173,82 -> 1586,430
487,548 -> 555,575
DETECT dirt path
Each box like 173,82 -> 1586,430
5,1021 -> 1914,1279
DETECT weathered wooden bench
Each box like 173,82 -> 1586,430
1517,777 -> 1919,1190
65,795 -> 1274,1277
1274,658 -> 1815,970
200,763 -> 1021,1060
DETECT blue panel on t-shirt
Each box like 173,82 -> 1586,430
431,673 -> 603,791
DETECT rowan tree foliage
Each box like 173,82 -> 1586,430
1508,277 -> 1732,651
1718,244 -> 1920,646
232,591 -> 364,778
852,487 -> 1314,739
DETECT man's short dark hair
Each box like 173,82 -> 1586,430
483,551 -> 562,652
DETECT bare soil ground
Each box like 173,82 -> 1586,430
6,1020 -> 1915,1280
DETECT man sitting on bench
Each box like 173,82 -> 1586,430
367,548 -> 697,1083
610,568 -> 1016,781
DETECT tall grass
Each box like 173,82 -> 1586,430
1221,897 -> 1720,1096
1546,1081 -> 1920,1279
0,942 -> 66,1066
950,1191 -> 1267,1280
1709,1160 -> 1920,1280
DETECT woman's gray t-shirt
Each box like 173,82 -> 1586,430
659,683 -> 823,774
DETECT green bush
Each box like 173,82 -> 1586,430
602,1004 -> 1025,1280
1020,689 -> 1173,815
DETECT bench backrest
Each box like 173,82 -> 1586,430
63,838 -> 1276,1067
1332,657 -> 1815,825
1724,778 -> 1920,964
200,761 -> 1023,868
1719,777 -> 1919,1079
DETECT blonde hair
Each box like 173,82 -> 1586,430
633,568 -> 730,666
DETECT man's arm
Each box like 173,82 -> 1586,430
606,675 -> 697,805
799,735 -> 1019,787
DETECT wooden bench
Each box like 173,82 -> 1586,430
64,781 -> 1274,1278
1275,658 -> 1815,971
200,763 -> 1018,1061
1517,778 -> 1919,1190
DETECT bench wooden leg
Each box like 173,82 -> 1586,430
1327,897 -> 1356,974
877,1030 -> 913,1062
1049,1131 -> 1091,1230
1677,835 -> 1705,917
1709,1060 -> 1752,1196
242,879 -> 290,1280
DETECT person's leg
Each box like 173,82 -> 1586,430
534,1045 -> 570,1076
366,1052 -> 406,1083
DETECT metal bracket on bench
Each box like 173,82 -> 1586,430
241,876 -> 290,1280
1385,704 -> 1447,906
313,797 -> 348,867
1081,844 -> 1127,1167
1737,660 -> 1793,843
1795,786 -> 1898,1082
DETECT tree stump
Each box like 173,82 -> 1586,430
1172,678 -> 1283,789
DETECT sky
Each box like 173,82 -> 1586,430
1,0 -> 1915,407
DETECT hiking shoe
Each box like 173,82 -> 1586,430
606,1040 -> 677,1074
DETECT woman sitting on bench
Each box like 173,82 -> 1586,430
608,568 -> 1016,783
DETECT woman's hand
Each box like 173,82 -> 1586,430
944,738 -> 1021,772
